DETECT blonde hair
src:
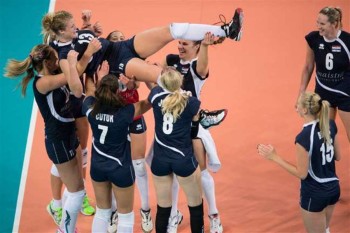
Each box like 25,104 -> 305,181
319,6 -> 343,29
42,10 -> 73,37
4,44 -> 55,96
160,67 -> 189,122
300,92 -> 331,145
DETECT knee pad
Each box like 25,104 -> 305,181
118,211 -> 134,227
132,159 -> 146,177
50,164 -> 60,177
169,23 -> 190,39
82,148 -> 88,168
95,207 -> 112,223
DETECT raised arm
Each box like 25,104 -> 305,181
196,32 -> 215,77
76,38 -> 101,75
66,50 -> 83,97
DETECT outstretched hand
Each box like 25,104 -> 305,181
201,32 -> 215,46
96,60 -> 109,82
82,10 -> 92,23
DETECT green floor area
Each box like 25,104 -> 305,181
0,1 -> 50,232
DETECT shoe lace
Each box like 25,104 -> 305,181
210,14 -> 227,44
213,14 -> 227,26
210,216 -> 221,229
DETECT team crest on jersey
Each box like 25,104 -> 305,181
318,44 -> 324,49
332,45 -> 341,52
136,124 -> 142,131
119,63 -> 124,71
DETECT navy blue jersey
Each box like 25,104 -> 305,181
148,86 -> 201,162
33,75 -> 75,140
50,30 -> 109,77
82,96 -> 134,166
305,30 -> 350,95
295,120 -> 339,198
166,54 -> 208,99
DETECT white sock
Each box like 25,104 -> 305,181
62,188 -> 68,206
170,23 -> 226,40
132,159 -> 150,211
117,211 -> 134,233
170,175 -> 179,217
52,199 -> 62,209
111,192 -> 117,212
92,207 -> 112,232
60,189 -> 85,233
201,169 -> 218,215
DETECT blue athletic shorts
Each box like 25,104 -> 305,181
45,133 -> 79,164
129,116 -> 147,134
300,188 -> 340,212
316,84 -> 350,112
109,36 -> 143,74
151,155 -> 198,177
90,153 -> 135,188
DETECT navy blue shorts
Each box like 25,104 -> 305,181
151,155 -> 198,177
315,84 -> 350,112
90,153 -> 135,188
109,36 -> 143,74
300,189 -> 340,212
70,95 -> 85,119
129,116 -> 147,134
45,133 -> 79,164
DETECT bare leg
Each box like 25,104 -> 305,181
125,58 -> 162,83
91,180 -> 112,232
92,180 -> 112,209
152,174 -> 173,207
75,117 -> 90,178
329,107 -> 337,120
325,205 -> 336,230
300,208 -> 327,233
177,167 -> 202,207
134,26 -> 173,59
193,139 -> 207,171
113,184 -> 135,213
337,110 -> 350,142
131,132 -> 147,160
51,174 -> 63,200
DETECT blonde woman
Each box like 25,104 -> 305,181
258,92 -> 341,233
4,44 -> 98,233
149,67 -> 204,232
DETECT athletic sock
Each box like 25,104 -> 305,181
60,190 -> 85,233
92,207 -> 112,232
132,159 -> 150,211
170,175 -> 179,217
201,169 -> 218,215
156,205 -> 172,233
117,211 -> 134,233
170,23 -> 226,40
189,202 -> 204,233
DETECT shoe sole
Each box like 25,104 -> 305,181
46,205 -> 60,226
203,109 -> 228,130
234,8 -> 244,41
80,209 -> 95,216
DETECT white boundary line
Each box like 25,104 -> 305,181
12,1 -> 56,231
12,102 -> 38,233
